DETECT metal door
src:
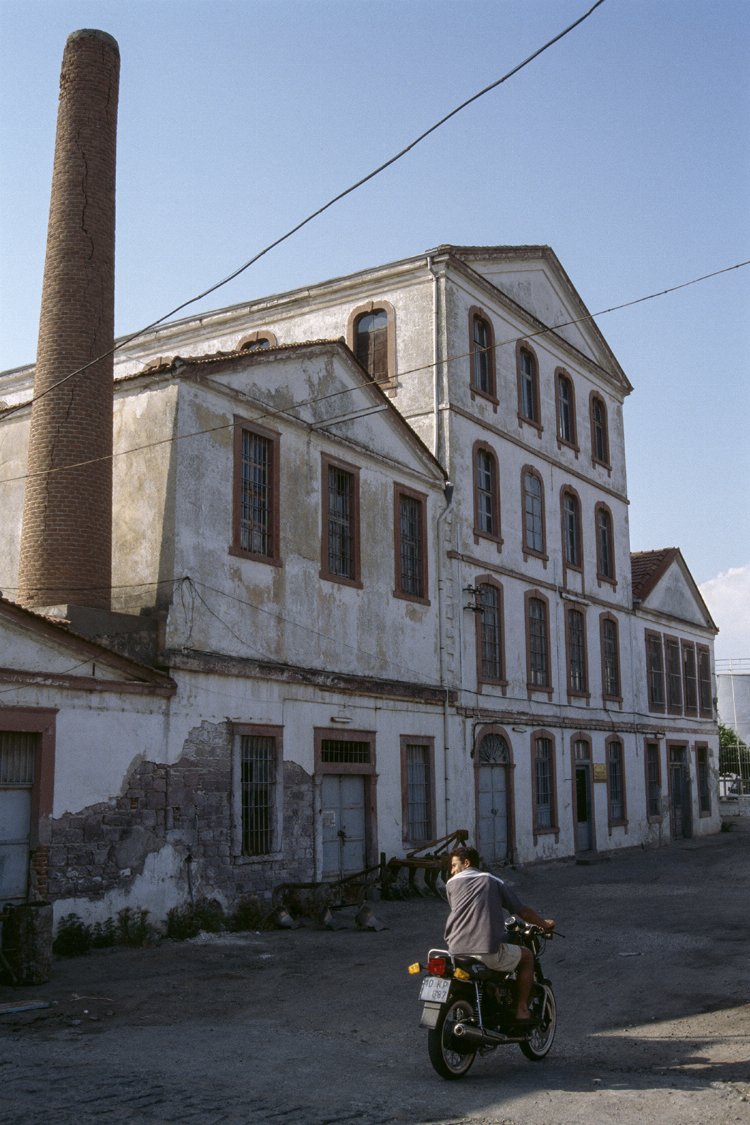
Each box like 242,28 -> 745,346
477,734 -> 510,864
669,747 -> 691,839
575,766 -> 593,852
0,733 -> 37,902
321,774 -> 367,879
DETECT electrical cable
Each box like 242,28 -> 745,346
0,0 -> 608,421
1,255 -> 747,486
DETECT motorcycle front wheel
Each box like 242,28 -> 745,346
519,983 -> 557,1061
427,997 -> 477,1080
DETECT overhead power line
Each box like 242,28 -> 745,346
0,0 -> 607,420
0,255 -> 747,488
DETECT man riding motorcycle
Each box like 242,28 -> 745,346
444,845 -> 555,1027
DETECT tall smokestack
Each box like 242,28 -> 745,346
18,29 -> 119,610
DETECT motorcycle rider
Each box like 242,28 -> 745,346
444,845 -> 555,1026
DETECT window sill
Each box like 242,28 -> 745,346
229,545 -> 282,567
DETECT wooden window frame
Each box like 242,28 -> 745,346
525,591 -> 552,695
555,369 -> 578,452
475,576 -> 507,690
320,453 -> 362,588
393,483 -> 430,605
516,341 -> 542,432
468,307 -> 498,407
472,441 -> 502,548
645,630 -> 666,712
605,736 -> 628,831
531,730 -> 559,842
347,299 -> 397,391
561,486 -> 583,574
230,416 -> 281,566
590,392 -> 611,470
565,605 -> 589,698
594,502 -> 616,587
682,641 -> 698,716
697,645 -> 713,717
0,708 -> 56,850
600,613 -> 622,703
695,743 -> 711,816
644,739 -> 663,822
665,635 -> 683,714
400,736 -> 436,847
521,465 -> 547,562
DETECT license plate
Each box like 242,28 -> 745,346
419,976 -> 451,1002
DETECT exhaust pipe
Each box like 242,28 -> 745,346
453,1022 -> 520,1047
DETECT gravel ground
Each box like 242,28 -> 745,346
1,820 -> 748,1124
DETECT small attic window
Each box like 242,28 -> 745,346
238,330 -> 277,352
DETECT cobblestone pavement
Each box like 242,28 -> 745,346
2,821 -> 749,1124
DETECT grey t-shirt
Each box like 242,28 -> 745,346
444,867 -> 524,954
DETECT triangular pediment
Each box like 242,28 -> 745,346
180,341 -> 447,483
0,598 -> 175,690
441,245 -> 632,394
631,549 -> 717,631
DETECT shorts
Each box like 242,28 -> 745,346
471,943 -> 522,973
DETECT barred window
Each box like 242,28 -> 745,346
528,596 -> 550,689
0,732 -> 37,785
478,582 -> 503,683
322,458 -> 360,584
646,742 -> 661,819
240,734 -> 278,856
233,420 -> 280,564
320,740 -> 371,765
404,742 -> 433,843
567,608 -> 587,693
601,616 -> 621,699
533,736 -> 556,831
395,487 -> 427,601
607,740 -> 626,824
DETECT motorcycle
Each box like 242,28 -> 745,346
409,916 -> 558,1080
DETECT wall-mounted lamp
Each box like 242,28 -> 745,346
463,585 -> 482,613
512,726 -> 527,734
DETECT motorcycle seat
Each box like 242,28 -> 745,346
452,956 -> 513,982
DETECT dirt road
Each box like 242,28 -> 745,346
2,822 -> 749,1124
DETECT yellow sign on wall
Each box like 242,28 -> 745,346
593,763 -> 608,782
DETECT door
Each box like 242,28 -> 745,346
575,766 -> 593,852
669,747 -> 692,839
321,774 -> 367,879
0,733 -> 38,903
477,733 -> 510,865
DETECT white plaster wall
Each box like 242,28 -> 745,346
0,409 -> 29,596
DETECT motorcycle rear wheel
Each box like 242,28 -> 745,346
519,983 -> 557,1061
427,997 -> 477,1080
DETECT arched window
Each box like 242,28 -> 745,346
561,488 -> 582,570
475,579 -> 505,685
532,731 -> 558,835
566,607 -> 588,695
600,614 -> 621,700
595,503 -> 615,583
238,330 -> 277,352
517,343 -> 541,427
590,393 -> 610,467
522,467 -> 546,557
348,300 -> 396,387
469,308 -> 496,401
526,592 -> 551,690
555,369 -> 577,448
473,443 -> 501,543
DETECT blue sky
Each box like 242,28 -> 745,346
1,0 -> 748,658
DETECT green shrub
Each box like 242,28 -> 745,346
53,913 -> 92,957
165,898 -> 225,941
91,918 -> 118,948
116,906 -> 157,947
230,895 -> 270,932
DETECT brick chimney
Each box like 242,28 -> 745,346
18,29 -> 119,610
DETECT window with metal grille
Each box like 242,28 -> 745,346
320,739 -> 371,765
534,737 -> 554,830
601,617 -> 620,698
240,430 -> 273,557
397,492 -> 425,599
0,732 -> 37,785
405,743 -> 432,842
607,741 -> 625,823
478,583 -> 503,683
479,733 -> 510,765
240,734 -> 277,856
528,597 -> 549,688
475,447 -> 498,537
646,743 -> 661,818
327,464 -> 355,578
697,746 -> 711,814
568,608 -> 587,693
523,470 -> 544,554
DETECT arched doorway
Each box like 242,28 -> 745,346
476,731 -> 513,865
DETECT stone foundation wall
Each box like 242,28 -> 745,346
45,721 -> 316,916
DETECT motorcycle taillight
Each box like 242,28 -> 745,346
427,956 -> 449,977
